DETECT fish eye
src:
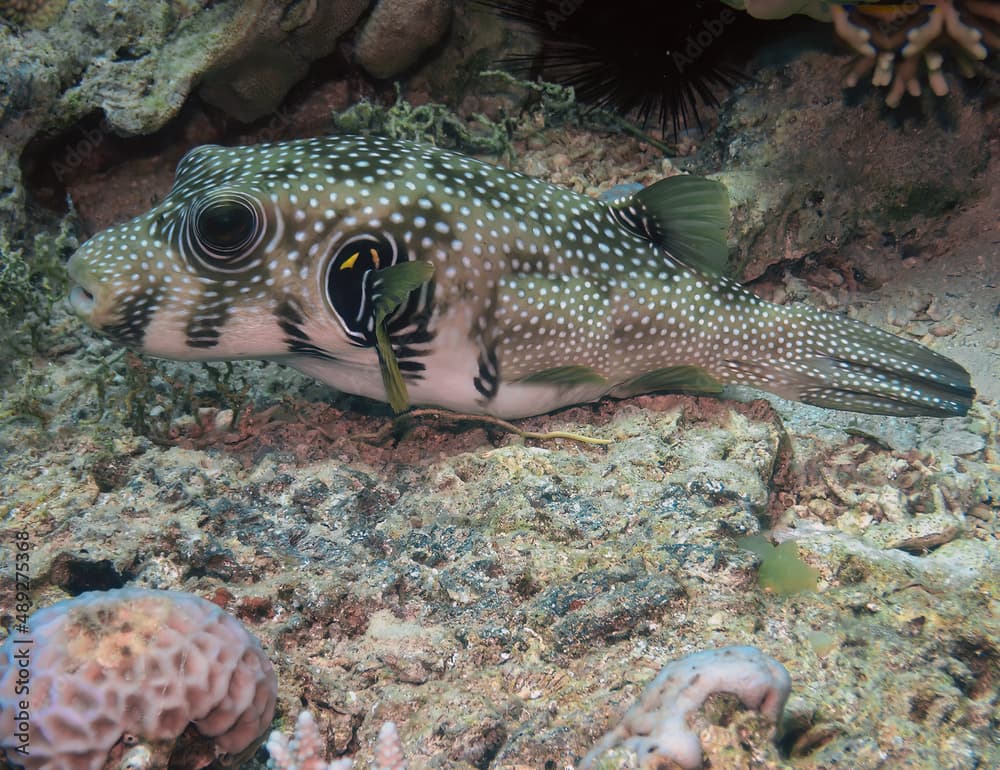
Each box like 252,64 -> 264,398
184,190 -> 266,273
197,199 -> 257,252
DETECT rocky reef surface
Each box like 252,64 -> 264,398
0,0 -> 458,236
1,5 -> 998,769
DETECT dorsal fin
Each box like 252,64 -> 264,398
609,175 -> 730,276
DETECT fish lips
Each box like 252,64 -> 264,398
66,253 -> 98,318
65,251 -> 117,333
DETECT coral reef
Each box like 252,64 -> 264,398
699,50 -> 994,282
267,711 -> 352,770
271,671 -> 792,770
0,9 -> 997,770
580,646 -> 791,769
0,588 -> 277,770
196,0 -> 372,122
0,0 -> 66,28
354,0 -> 454,80
1,1 -> 248,236
266,711 -> 407,770
2,353 -> 996,768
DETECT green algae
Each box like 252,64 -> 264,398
0,215 -> 77,366
330,86 -> 516,158
739,534 -> 821,595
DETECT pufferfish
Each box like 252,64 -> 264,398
66,135 -> 974,419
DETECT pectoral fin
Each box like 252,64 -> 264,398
372,260 -> 435,413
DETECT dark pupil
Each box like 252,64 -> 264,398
198,201 -> 254,251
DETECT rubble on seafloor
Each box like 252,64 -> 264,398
0,349 -> 997,768
1,4 -> 999,769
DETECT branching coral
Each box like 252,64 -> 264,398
267,711 -> 407,770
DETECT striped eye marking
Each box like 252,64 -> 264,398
340,247 -> 381,271
325,232 -> 406,346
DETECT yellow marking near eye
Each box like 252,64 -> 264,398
370,247 -> 380,268
340,252 -> 360,270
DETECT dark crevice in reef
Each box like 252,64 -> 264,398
18,48 -> 362,235
949,635 -> 999,700
48,552 -> 130,595
20,104 -> 199,220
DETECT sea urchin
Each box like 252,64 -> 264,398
479,0 -> 779,135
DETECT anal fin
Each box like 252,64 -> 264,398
372,260 -> 435,413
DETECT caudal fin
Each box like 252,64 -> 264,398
723,305 -> 974,417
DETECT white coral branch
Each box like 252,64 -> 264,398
373,722 -> 408,770
580,645 -> 791,770
267,711 -> 407,770
267,711 -> 350,770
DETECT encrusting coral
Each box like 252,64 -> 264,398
266,711 -> 407,770
579,645 -> 792,769
0,588 -> 277,770
0,0 -> 66,28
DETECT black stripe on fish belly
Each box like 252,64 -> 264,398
276,299 -> 325,355
394,342 -> 427,370
474,346 -> 500,399
277,317 -> 334,361
103,292 -> 160,349
185,304 -> 231,349
277,298 -> 306,328
396,359 -> 426,373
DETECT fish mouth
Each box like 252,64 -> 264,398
68,284 -> 96,317
66,253 -> 101,322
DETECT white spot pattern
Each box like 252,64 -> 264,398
65,135 -> 972,418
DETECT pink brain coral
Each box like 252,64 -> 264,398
0,588 -> 277,770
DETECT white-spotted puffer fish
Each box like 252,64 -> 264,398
67,135 -> 974,419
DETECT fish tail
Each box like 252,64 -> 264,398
720,304 -> 975,417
